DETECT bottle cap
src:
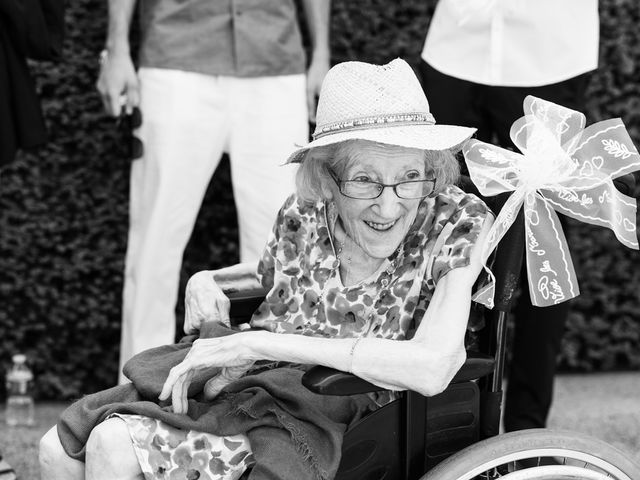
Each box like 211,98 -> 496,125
12,354 -> 26,364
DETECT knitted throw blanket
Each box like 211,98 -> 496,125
57,323 -> 377,480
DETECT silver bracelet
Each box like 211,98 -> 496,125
348,336 -> 363,373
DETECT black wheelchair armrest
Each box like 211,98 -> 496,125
227,287 -> 270,325
301,351 -> 496,396
302,366 -> 384,395
450,351 -> 495,383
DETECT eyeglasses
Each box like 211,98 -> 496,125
117,107 -> 143,161
329,170 -> 436,200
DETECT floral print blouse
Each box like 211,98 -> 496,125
250,184 -> 491,341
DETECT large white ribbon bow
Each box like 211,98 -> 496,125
465,96 -> 640,307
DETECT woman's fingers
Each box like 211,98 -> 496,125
184,288 -> 204,334
184,300 -> 203,335
171,372 -> 184,414
203,374 -> 226,400
216,296 -> 231,326
159,335 -> 253,411
159,363 -> 182,401
159,352 -> 195,402
193,298 -> 230,330
178,370 -> 192,414
159,340 -> 219,406
162,365 -> 193,414
184,301 -> 194,334
203,363 -> 253,400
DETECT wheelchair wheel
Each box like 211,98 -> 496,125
422,428 -> 640,480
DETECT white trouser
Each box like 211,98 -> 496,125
119,68 -> 307,382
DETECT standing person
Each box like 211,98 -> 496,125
419,0 -> 599,433
96,0 -> 331,383
0,0 -> 64,166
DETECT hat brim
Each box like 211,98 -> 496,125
285,124 -> 477,163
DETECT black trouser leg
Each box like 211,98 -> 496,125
419,61 -> 492,139
504,272 -> 569,431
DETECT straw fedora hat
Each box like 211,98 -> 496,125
286,58 -> 476,164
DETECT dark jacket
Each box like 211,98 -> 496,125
0,0 -> 64,165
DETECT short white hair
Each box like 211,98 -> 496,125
295,140 -> 460,205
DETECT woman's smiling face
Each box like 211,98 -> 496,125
329,142 -> 428,259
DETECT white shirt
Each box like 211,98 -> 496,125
421,0 -> 599,87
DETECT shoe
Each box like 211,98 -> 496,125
0,457 -> 17,480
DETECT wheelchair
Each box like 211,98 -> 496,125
225,175 -> 640,480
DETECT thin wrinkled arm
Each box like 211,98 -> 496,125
246,215 -> 494,397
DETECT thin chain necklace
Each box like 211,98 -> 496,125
321,203 -> 402,331
335,236 -> 352,265
325,201 -> 397,285
334,221 -> 386,284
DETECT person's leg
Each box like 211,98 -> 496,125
119,68 -> 229,383
85,418 -> 144,480
39,425 -> 85,480
227,74 -> 308,262
491,75 -> 591,431
419,60 -> 499,209
504,273 -> 569,431
419,61 -> 492,141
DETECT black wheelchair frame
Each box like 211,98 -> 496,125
226,176 -> 640,480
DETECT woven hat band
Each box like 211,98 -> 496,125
313,112 -> 436,140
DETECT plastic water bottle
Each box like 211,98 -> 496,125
5,354 -> 35,427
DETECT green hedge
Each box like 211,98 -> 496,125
1,0 -> 639,400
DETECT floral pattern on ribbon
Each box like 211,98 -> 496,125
464,95 -> 640,307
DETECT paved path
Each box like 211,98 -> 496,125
547,372 -> 640,463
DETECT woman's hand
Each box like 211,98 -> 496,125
184,271 -> 230,334
158,334 -> 259,414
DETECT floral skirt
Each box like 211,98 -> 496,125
112,414 -> 255,480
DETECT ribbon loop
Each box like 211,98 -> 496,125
520,96 -> 586,148
464,95 -> 640,307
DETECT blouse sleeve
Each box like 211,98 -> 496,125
256,226 -> 278,291
256,194 -> 297,290
429,193 -> 491,287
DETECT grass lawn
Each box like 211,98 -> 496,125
1,403 -> 67,480
2,372 -> 639,479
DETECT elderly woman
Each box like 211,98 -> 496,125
39,59 -> 493,480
